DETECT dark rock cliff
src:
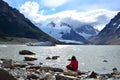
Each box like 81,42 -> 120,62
90,12 -> 120,45
0,0 -> 59,43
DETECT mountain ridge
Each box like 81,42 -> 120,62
38,21 -> 98,44
0,0 -> 59,44
90,12 -> 120,45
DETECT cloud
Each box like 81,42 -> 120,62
40,0 -> 69,7
20,1 -> 39,16
40,10 -> 45,15
20,2 -> 118,31
40,9 -> 118,30
20,1 -> 47,22
51,8 -> 56,11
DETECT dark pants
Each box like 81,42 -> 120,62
66,66 -> 75,71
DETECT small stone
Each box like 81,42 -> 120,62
52,56 -> 60,60
103,60 -> 108,62
67,59 -> 71,61
113,68 -> 117,71
46,57 -> 51,60
39,62 -> 43,65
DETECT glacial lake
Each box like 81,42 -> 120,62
0,45 -> 120,74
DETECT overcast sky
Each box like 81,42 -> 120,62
3,0 -> 120,30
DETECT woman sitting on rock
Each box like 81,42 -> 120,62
66,56 -> 78,71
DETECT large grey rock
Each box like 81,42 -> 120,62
13,62 -> 28,68
0,68 -> 16,80
55,74 -> 79,80
19,50 -> 35,55
27,74 -> 39,79
51,68 -> 63,72
24,57 -> 37,61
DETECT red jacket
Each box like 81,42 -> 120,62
67,60 -> 78,70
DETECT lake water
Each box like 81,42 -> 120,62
0,45 -> 120,74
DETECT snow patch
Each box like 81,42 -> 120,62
113,23 -> 117,26
117,24 -> 120,29
0,45 -> 7,47
58,39 -> 83,44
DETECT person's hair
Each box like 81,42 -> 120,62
71,56 -> 76,60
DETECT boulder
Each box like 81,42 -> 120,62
0,68 -> 16,80
51,68 -> 63,72
56,74 -> 79,80
40,66 -> 52,72
63,70 -> 78,77
27,74 -> 39,79
13,62 -> 28,68
27,62 -> 34,65
87,71 -> 98,78
19,50 -> 35,55
24,57 -> 37,61
26,66 -> 41,69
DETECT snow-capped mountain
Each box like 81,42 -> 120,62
61,28 -> 88,43
38,21 -> 99,44
39,21 -> 71,39
75,25 -> 99,39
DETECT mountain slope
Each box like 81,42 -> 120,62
90,12 -> 120,44
0,0 -> 59,43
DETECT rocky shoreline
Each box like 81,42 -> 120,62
0,50 -> 120,80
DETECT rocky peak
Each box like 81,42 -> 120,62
60,22 -> 71,27
47,21 -> 56,27
76,25 -> 99,35
90,12 -> 120,44
99,12 -> 120,37
0,0 -> 9,11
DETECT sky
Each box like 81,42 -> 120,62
3,0 -> 120,30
